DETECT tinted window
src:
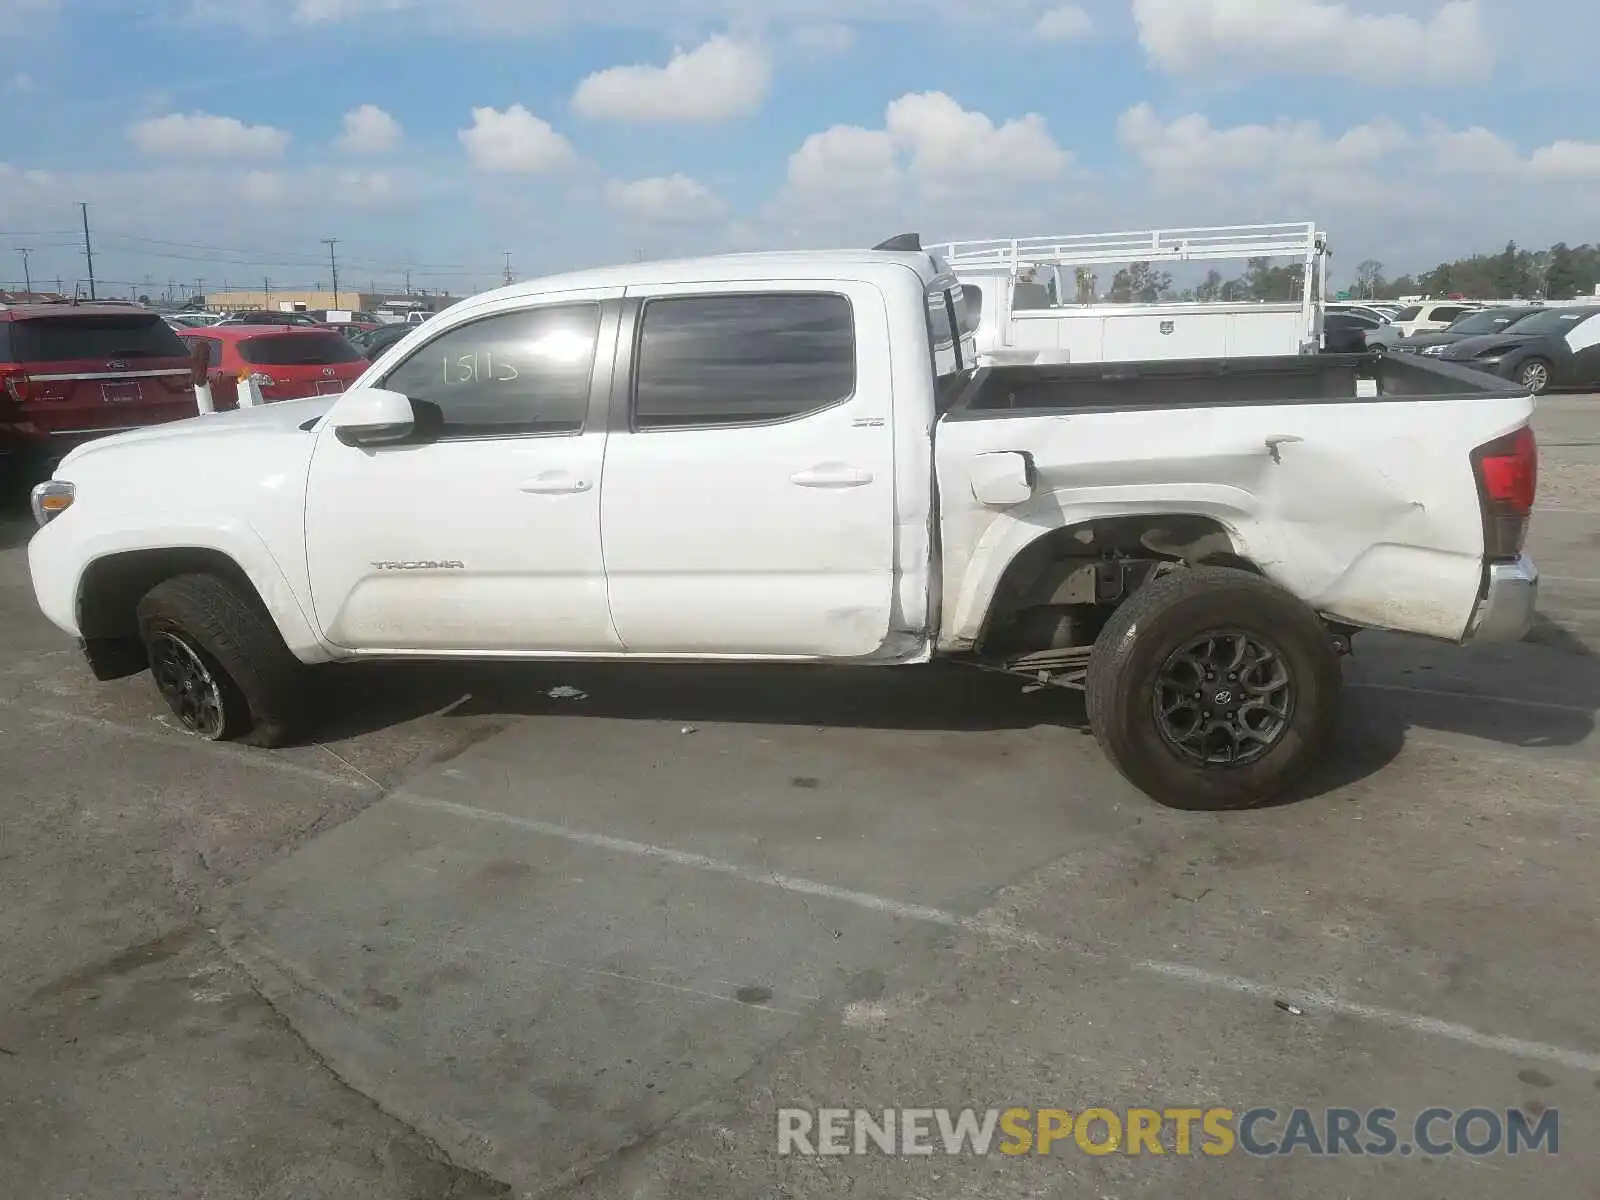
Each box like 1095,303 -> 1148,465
1394,306 -> 1422,322
1447,310 -> 1501,334
240,333 -> 365,366
1326,312 -> 1378,329
1431,306 -> 1469,323
185,336 -> 222,368
634,293 -> 854,429
9,313 -> 189,362
382,303 -> 600,438
363,324 -> 411,356
1505,308 -> 1597,336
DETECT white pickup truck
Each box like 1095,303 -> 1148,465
27,238 -> 1540,810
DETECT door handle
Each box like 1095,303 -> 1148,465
790,465 -> 874,488
519,472 -> 591,494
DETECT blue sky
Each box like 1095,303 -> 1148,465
3,0 -> 1598,298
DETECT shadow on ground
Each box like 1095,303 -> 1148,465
304,658 -> 1405,808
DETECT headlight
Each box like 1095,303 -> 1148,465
1421,345 -> 1443,356
30,480 -> 75,527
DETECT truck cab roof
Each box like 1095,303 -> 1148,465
462,248 -> 945,309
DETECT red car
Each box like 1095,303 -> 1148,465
179,325 -> 369,408
1,302 -> 201,477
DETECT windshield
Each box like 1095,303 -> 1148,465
6,313 -> 189,362
240,332 -> 366,365
1450,309 -> 1529,334
1504,308 -> 1598,336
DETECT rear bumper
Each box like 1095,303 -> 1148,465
1463,554 -> 1538,645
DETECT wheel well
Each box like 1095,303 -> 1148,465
978,515 -> 1262,654
77,548 -> 263,641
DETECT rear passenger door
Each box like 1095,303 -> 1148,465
599,282 -> 900,658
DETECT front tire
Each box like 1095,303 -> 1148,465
136,573 -> 306,747
1086,567 -> 1342,810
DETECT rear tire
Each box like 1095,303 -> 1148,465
136,573 -> 306,747
1086,567 -> 1342,810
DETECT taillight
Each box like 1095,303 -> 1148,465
1,367 -> 30,405
1471,424 -> 1537,560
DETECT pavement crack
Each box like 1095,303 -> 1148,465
212,929 -> 512,1199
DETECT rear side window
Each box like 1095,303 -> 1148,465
9,314 -> 188,362
240,333 -> 365,366
1394,306 -> 1422,322
1432,306 -> 1468,323
633,293 -> 855,429
382,302 -> 600,439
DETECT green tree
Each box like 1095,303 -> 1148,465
1545,243 -> 1583,300
1194,269 -> 1224,302
1354,259 -> 1386,299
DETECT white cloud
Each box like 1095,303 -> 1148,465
886,91 -> 1069,181
1132,0 -> 1493,83
606,174 -> 727,222
458,105 -> 575,173
128,112 -> 291,159
1117,103 -> 1408,177
786,91 -> 1069,205
1527,140 -> 1600,181
1032,5 -> 1092,40
337,104 -> 403,154
786,125 -> 900,197
571,36 -> 770,123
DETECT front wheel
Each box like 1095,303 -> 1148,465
1517,358 -> 1551,395
136,573 -> 306,746
1086,567 -> 1342,810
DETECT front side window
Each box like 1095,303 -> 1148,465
633,293 -> 854,429
382,303 -> 600,438
1394,306 -> 1422,322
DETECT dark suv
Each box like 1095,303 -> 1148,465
1,302 -> 199,481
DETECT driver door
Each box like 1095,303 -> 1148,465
303,290 -> 624,653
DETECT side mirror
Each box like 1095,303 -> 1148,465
327,387 -> 415,448
188,341 -> 209,387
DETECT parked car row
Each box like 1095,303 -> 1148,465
2,300 -> 375,488
1322,297 -> 1600,394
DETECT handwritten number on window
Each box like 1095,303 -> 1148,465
442,351 -> 521,385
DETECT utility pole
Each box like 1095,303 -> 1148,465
502,250 -> 513,286
15,247 -> 31,293
321,238 -> 340,307
80,202 -> 96,300
263,277 -> 272,310
404,268 -> 411,295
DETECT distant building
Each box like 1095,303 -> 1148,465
0,289 -> 71,305
203,289 -> 463,315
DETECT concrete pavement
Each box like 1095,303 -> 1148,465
3,395 -> 1600,1198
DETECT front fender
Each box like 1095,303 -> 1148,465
30,514 -> 332,662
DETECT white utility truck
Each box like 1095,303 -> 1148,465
27,235 -> 1539,810
937,222 -> 1330,366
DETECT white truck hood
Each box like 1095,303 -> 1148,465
58,396 -> 336,470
